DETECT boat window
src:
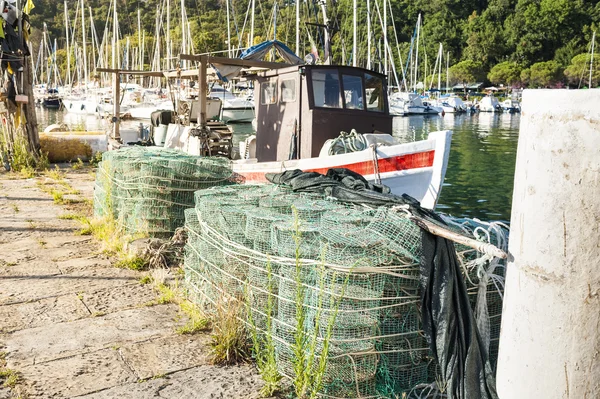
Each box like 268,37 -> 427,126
365,73 -> 385,112
341,74 -> 364,110
281,79 -> 296,103
312,70 -> 341,108
260,82 -> 277,105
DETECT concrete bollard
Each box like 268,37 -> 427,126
497,89 -> 600,398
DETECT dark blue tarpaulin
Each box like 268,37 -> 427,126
212,40 -> 303,82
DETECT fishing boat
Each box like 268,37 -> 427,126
160,55 -> 452,209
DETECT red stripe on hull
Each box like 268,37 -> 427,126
236,150 -> 435,183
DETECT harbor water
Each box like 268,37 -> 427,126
36,108 -> 519,222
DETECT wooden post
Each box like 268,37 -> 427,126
23,53 -> 39,153
112,71 -> 120,140
199,57 -> 207,128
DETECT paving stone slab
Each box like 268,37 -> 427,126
76,363 -> 265,399
119,334 -> 211,380
0,260 -> 61,277
0,293 -> 90,333
82,283 -> 157,314
55,256 -> 112,274
5,305 -> 182,367
18,348 -> 137,398
0,267 -> 140,305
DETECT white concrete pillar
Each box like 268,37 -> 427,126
497,89 -> 600,398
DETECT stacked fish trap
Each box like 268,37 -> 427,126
183,184 -> 507,398
93,147 -> 235,238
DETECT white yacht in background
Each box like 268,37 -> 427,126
478,95 -> 502,112
389,92 -> 443,116
209,85 -> 255,123
436,95 -> 467,113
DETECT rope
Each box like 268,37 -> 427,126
327,129 -> 369,155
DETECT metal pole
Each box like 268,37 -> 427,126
590,31 -> 596,88
367,0 -> 371,70
352,0 -> 357,67
226,0 -> 231,57
64,1 -> 71,87
383,0 -> 387,76
250,0 -> 255,48
295,0 -> 299,55
80,0 -> 88,89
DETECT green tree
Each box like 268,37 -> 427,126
449,60 -> 486,89
488,61 -> 523,87
564,53 -> 600,88
528,61 -> 563,87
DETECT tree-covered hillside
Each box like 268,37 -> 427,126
27,0 -> 600,88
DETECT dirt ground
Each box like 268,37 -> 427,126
0,166 -> 264,398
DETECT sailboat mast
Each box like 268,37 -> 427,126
446,51 -> 449,94
226,0 -> 231,57
138,9 -> 142,70
80,0 -> 88,90
383,0 -> 387,76
590,31 -> 596,88
166,0 -> 171,69
89,7 -> 97,74
366,0 -> 371,70
180,0 -> 186,68
64,1 -> 70,87
438,44 -> 442,91
112,0 -> 117,69
414,13 -> 421,92
352,0 -> 357,67
295,0 -> 299,55
250,0 -> 255,48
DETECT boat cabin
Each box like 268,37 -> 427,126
253,65 -> 392,162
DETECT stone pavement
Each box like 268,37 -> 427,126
0,168 -> 263,398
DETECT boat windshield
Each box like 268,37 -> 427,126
365,73 -> 384,112
309,69 -> 386,112
312,70 -> 342,108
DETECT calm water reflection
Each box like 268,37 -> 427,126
36,109 -> 519,222
393,113 -> 519,221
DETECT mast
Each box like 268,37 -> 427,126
367,0 -> 371,70
167,0 -> 171,69
250,0 -> 255,48
590,31 -> 596,88
414,13 -> 421,92
89,7 -> 97,76
383,0 -> 387,76
295,0 -> 299,55
64,0 -> 70,87
80,0 -> 88,90
226,0 -> 231,57
112,0 -> 117,69
138,9 -> 142,70
438,44 -> 442,91
352,0 -> 357,67
180,0 -> 186,68
318,0 -> 332,65
446,51 -> 449,94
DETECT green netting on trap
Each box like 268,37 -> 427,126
182,184 -> 508,398
93,147 -> 235,238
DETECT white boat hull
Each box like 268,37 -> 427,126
232,130 -> 452,209
221,107 -> 255,123
62,99 -> 99,115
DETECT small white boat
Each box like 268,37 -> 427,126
478,95 -> 502,112
62,98 -> 100,115
128,100 -> 175,120
210,85 -> 255,123
390,92 -> 443,115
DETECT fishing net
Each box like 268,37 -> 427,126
93,147 -> 236,238
182,184 -> 508,398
